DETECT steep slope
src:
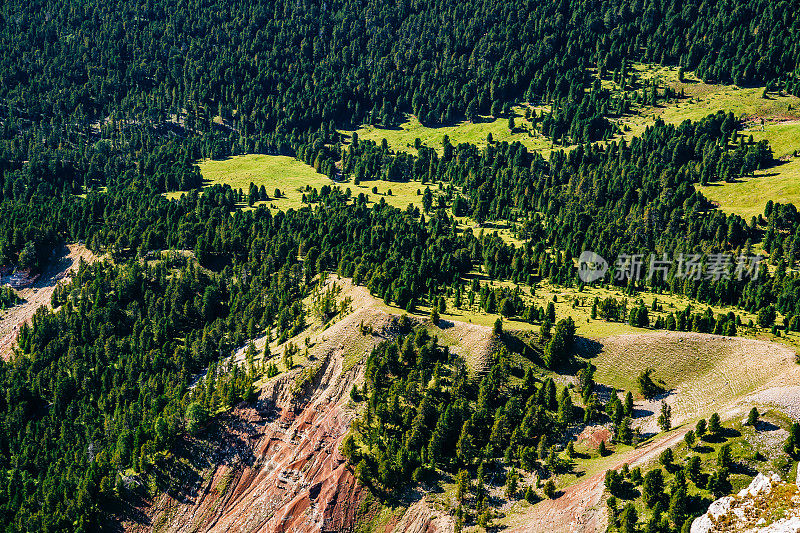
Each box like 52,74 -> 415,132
0,243 -> 100,360
592,332 -> 800,432
126,278 -> 486,533
507,332 -> 799,533
131,308 -> 389,532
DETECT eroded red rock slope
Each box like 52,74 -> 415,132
127,306 -> 400,532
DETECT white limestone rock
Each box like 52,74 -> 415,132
691,496 -> 735,533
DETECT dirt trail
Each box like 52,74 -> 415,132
127,278 -> 483,533
0,243 -> 99,360
507,428 -> 691,533
509,331 -> 799,533
130,291 -> 800,533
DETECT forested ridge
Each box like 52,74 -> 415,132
0,0 -> 798,530
1,119 -> 796,528
1,0 -> 799,182
3,0 -> 798,134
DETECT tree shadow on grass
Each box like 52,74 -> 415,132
592,383 -> 620,403
574,337 -> 603,358
721,427 -> 742,439
501,332 -> 542,363
703,433 -> 725,445
617,482 -> 641,501
755,420 -> 780,432
693,444 -> 714,454
731,462 -> 758,476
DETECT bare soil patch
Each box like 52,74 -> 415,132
0,243 -> 99,360
127,277 -> 490,533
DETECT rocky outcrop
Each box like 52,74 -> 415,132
126,306 -> 394,532
124,277 -> 480,533
691,473 -> 800,533
391,500 -> 455,533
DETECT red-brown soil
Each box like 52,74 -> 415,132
126,307 -> 384,532
124,275 -> 474,533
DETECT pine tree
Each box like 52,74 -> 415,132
657,401 -> 672,432
558,388 -> 574,425
619,504 -> 638,533
642,468 -> 664,508
708,413 -> 721,435
505,468 -> 519,499
546,301 -> 556,322
493,318 -> 503,336
624,391 -> 634,417
684,430 -> 696,450
747,407 -> 759,426
717,443 -> 732,468
696,418 -> 707,439
543,479 -> 556,499
660,448 -> 674,470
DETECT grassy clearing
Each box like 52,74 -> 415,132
76,186 -> 108,199
697,121 -> 800,219
177,69 -> 800,237
190,154 -> 432,212
423,275 -> 759,342
349,177 -> 428,211
620,65 -> 800,137
697,157 -> 800,219
342,106 -> 553,155
555,442 -> 637,490
457,220 -> 527,248
197,154 -> 337,211
610,64 -> 800,218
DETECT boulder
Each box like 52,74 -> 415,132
692,473 -> 785,533
691,496 -> 735,533
738,472 -> 781,498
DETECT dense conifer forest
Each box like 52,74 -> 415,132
0,0 -> 797,529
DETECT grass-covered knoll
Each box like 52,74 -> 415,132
414,273 -> 760,342
348,177 -> 429,211
697,157 -> 800,220
589,332 -> 798,431
618,64 -> 800,137
342,106 -> 553,155
197,154 -> 335,210
189,154 -> 434,212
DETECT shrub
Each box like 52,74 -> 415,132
747,407 -> 759,426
